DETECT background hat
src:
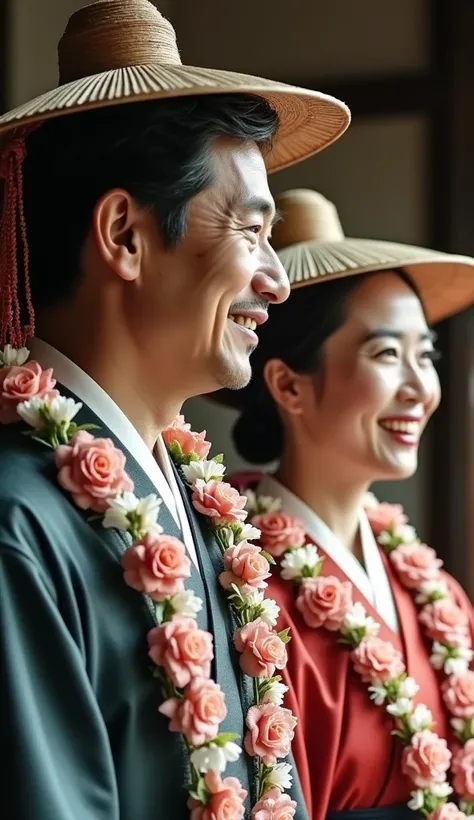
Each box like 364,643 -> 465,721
0,0 -> 350,173
211,187 -> 474,410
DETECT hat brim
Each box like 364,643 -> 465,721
0,64 -> 350,174
210,236 -> 474,410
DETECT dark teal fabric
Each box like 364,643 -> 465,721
0,390 -> 308,819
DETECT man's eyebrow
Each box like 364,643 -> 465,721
241,194 -> 277,221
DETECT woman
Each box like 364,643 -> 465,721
212,190 -> 474,820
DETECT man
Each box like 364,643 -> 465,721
0,1 -> 350,817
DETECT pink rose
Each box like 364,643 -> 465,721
192,480 -> 247,526
0,361 -> 58,423
430,804 -> 467,820
162,420 -> 211,459
122,532 -> 191,601
252,788 -> 297,820
244,703 -> 297,766
419,598 -> 469,645
219,542 -> 271,592
351,637 -> 405,684
390,543 -> 443,589
147,616 -> 213,688
442,671 -> 474,719
402,730 -> 451,789
234,618 -> 288,678
296,576 -> 352,631
159,677 -> 227,746
188,772 -> 247,820
55,430 -> 134,513
251,512 -> 306,559
365,502 -> 407,535
452,740 -> 474,801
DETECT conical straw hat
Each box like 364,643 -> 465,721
273,189 -> 474,322
0,0 -> 350,173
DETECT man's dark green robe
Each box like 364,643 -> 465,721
0,389 -> 308,819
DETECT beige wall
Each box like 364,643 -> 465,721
7,0 -> 433,533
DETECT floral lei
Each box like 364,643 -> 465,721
241,486 -> 474,820
0,345 -> 299,820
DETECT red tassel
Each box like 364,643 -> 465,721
0,128 -> 36,348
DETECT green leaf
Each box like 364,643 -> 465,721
213,732 -> 240,746
212,453 -> 224,464
277,628 -> 292,644
261,550 -> 276,565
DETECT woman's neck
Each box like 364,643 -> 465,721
277,443 -> 370,553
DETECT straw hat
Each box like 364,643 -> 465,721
272,189 -> 474,321
0,0 -> 350,173
210,187 -> 474,410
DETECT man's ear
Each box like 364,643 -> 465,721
92,189 -> 145,282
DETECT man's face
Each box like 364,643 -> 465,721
128,137 -> 290,399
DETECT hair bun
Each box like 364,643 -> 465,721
232,398 -> 282,465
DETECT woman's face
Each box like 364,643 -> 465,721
274,272 -> 441,482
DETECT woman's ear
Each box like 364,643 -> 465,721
263,358 -> 306,417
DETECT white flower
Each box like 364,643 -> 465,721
181,459 -> 226,484
408,790 -> 425,811
263,680 -> 289,706
103,492 -> 163,534
171,590 -> 203,617
259,597 -> 280,627
342,602 -> 380,637
429,640 -> 471,674
190,742 -> 241,773
368,683 -> 388,706
386,698 -> 413,718
17,396 -> 47,429
363,491 -> 380,510
430,782 -> 453,798
0,344 -> 29,366
445,655 -> 471,675
280,545 -> 320,580
416,579 -> 449,604
267,762 -> 293,790
430,641 -> 449,670
407,703 -> 433,732
398,677 -> 420,700
244,489 -> 281,515
451,717 -> 466,734
238,523 -> 261,543
48,396 -> 83,425
379,524 -> 418,545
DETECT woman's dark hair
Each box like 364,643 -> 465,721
22,93 -> 278,311
233,269 -> 423,465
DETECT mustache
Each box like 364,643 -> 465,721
228,298 -> 269,314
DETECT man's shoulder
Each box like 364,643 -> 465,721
0,422 -> 58,502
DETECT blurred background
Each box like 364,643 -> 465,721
1,0 -> 472,591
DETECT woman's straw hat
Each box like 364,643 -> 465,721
0,0 -> 350,173
272,188 -> 474,321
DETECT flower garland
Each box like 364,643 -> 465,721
0,344 -> 298,820
242,486 -> 474,820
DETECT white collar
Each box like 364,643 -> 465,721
256,473 -> 399,632
28,337 -> 181,526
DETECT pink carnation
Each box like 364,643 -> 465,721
251,512 -> 306,559
219,542 -> 271,592
402,730 -> 451,789
351,636 -> 405,684
251,787 -> 297,820
365,502 -> 407,535
162,419 -> 211,459
452,739 -> 474,801
192,479 -> 247,526
419,598 -> 469,645
430,804 -> 467,820
55,430 -> 134,513
244,703 -> 297,766
159,677 -> 227,746
390,543 -> 443,589
234,618 -> 288,678
188,772 -> 247,820
147,616 -> 213,689
442,671 -> 474,719
0,361 -> 58,423
296,576 -> 352,631
122,532 -> 191,601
